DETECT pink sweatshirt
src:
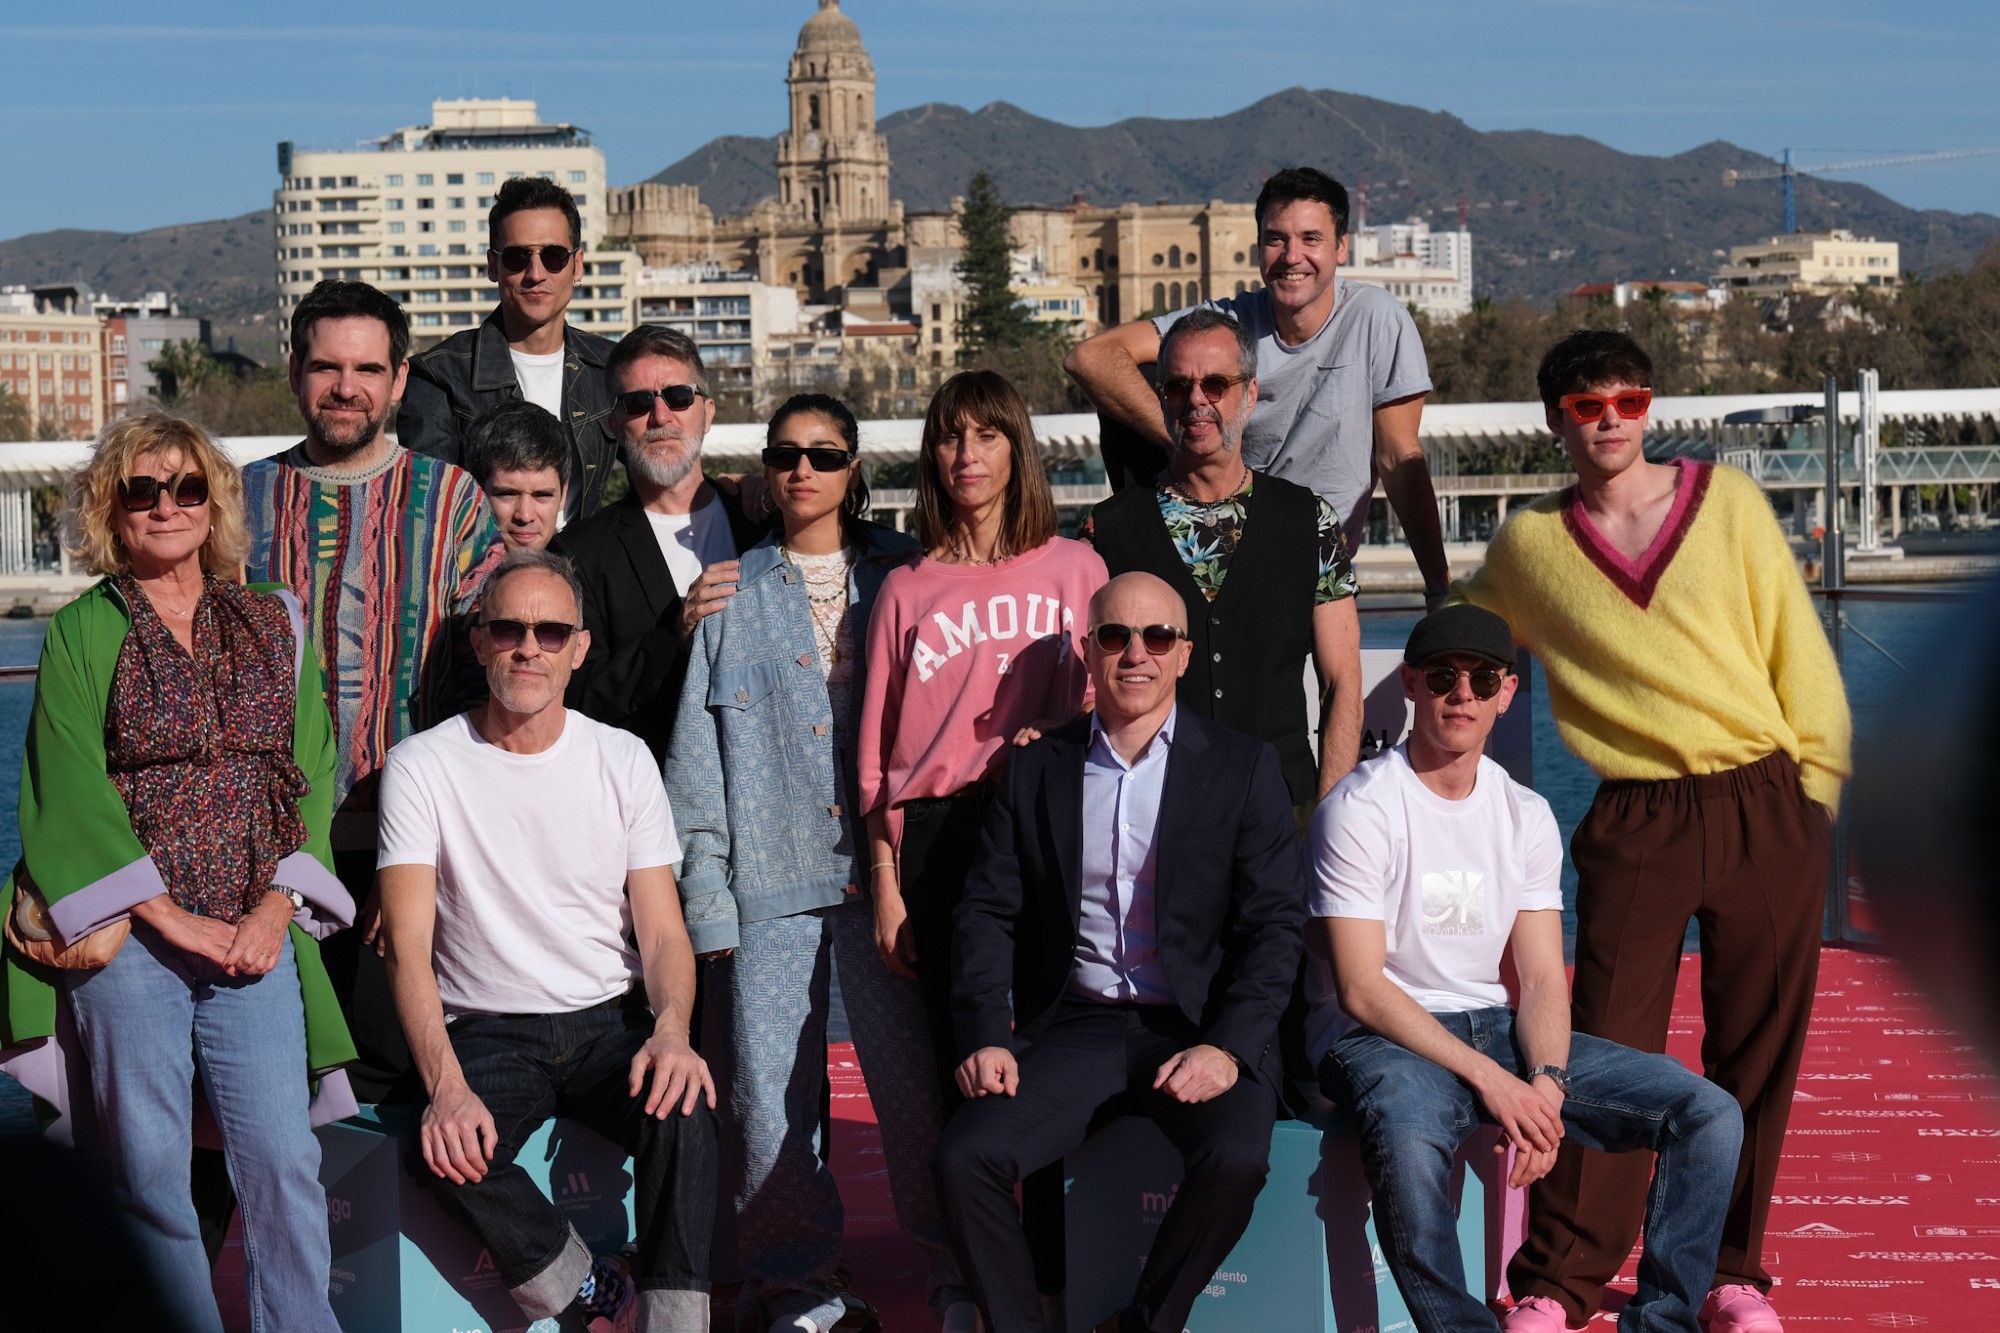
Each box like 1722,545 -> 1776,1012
859,536 -> 1108,849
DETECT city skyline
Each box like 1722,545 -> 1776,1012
1,0 -> 1996,244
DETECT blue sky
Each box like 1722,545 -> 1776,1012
2,0 -> 1995,242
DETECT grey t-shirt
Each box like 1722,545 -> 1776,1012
1155,280 -> 1431,550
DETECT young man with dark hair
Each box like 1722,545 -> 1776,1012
1064,165 -> 1450,607
466,400 -> 573,553
1453,330 -> 1852,1333
399,176 -> 620,521
1314,604 -> 1742,1333
243,278 -> 499,1102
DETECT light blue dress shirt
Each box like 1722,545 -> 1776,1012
1070,707 -> 1177,1004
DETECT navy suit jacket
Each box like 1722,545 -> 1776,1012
951,710 -> 1307,1087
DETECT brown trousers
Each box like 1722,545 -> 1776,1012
1507,751 -> 1830,1322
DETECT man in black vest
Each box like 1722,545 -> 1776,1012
1086,307 -> 1363,810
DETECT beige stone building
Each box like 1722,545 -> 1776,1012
1714,229 -> 1900,298
0,285 -> 105,441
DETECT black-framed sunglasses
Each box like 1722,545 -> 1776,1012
761,444 -> 856,473
1159,373 -> 1250,402
1421,665 -> 1507,700
1088,623 -> 1188,656
489,244 -> 575,273
118,472 -> 209,513
616,385 -> 707,416
481,618 -> 578,652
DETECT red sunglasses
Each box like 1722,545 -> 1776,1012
1558,389 -> 1653,424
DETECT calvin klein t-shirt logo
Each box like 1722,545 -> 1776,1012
1420,870 -> 1486,936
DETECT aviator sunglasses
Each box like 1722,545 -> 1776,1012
1088,623 -> 1189,655
489,244 -> 575,273
1557,388 -> 1653,425
617,384 -> 708,416
762,444 -> 857,472
1160,373 -> 1251,402
118,472 -> 210,513
481,618 -> 578,652
1421,665 -> 1507,700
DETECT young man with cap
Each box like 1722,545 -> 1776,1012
1310,605 -> 1742,1333
1453,330 -> 1851,1333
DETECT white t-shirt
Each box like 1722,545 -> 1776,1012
645,492 -> 738,597
509,347 -> 565,417
1304,741 -> 1561,1059
376,709 -> 682,1018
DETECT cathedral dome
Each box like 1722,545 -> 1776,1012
796,0 -> 865,55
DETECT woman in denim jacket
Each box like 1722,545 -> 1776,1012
664,395 -> 976,1333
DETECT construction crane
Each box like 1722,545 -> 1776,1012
1723,146 -> 2000,233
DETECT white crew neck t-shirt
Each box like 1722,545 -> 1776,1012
376,709 -> 682,1018
510,347 -> 565,418
1304,741 -> 1561,1059
645,492 -> 738,597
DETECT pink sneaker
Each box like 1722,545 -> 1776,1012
1700,1284 -> 1783,1332
1502,1295 -> 1572,1331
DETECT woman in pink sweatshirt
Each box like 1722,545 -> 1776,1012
858,370 -> 1108,1103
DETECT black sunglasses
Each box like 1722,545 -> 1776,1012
482,619 -> 578,652
762,444 -> 856,473
1088,623 -> 1188,656
489,244 -> 575,273
1422,665 -> 1507,700
1160,373 -> 1250,402
118,472 -> 209,513
617,385 -> 707,416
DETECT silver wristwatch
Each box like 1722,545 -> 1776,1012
1527,1064 -> 1571,1095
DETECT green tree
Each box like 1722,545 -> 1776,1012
149,339 -> 222,405
955,171 -> 1039,355
0,384 -> 31,440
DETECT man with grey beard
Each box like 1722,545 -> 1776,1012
551,324 -> 761,761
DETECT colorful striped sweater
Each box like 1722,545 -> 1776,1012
243,443 -> 500,849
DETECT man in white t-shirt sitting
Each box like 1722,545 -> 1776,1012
1309,605 -> 1740,1333
378,547 -> 717,1332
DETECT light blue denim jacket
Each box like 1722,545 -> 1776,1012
664,522 -> 917,954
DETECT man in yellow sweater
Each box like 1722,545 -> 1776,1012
1454,329 -> 1851,1333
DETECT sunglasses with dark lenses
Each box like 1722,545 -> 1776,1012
1422,665 -> 1507,700
482,619 -> 578,652
490,244 -> 575,273
1089,623 -> 1189,656
1557,389 -> 1653,425
118,472 -> 210,513
1160,373 -> 1250,402
761,444 -> 856,473
616,384 -> 706,416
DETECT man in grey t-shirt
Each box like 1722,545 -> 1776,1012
1066,166 -> 1451,606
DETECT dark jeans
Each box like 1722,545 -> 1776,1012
936,998 -> 1279,1333
422,1001 -> 717,1317
1327,1008 -> 1742,1333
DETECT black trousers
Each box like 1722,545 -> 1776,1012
322,849 -> 419,1104
936,998 -> 1278,1333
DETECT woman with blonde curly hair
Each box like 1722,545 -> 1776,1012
0,411 -> 355,1333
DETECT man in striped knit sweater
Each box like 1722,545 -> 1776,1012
244,279 -> 500,1103
1453,330 -> 1851,1333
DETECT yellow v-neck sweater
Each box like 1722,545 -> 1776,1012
1453,461 -> 1851,811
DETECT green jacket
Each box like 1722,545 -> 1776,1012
2,578 -> 357,1114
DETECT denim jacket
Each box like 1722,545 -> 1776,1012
664,522 -> 917,953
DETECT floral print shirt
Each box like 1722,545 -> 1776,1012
1145,476 -> 1358,603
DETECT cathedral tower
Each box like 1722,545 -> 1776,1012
775,0 -> 891,228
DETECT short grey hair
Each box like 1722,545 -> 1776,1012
1159,307 -> 1257,384
478,547 -> 585,621
606,323 -> 709,394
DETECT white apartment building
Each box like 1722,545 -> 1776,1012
634,263 -> 806,398
273,99 -> 639,353
1347,216 -> 1474,319
1713,230 -> 1900,298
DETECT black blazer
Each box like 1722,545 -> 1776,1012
951,710 -> 1306,1086
550,488 -> 763,761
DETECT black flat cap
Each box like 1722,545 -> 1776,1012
1403,604 -> 1515,667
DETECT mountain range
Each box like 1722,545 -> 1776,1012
4,86 -> 1996,359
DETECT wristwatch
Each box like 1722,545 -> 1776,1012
1527,1064 -> 1571,1095
279,888 -> 304,911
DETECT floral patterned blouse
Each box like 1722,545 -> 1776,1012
105,574 -> 309,923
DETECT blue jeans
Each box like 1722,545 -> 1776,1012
425,1000 -> 716,1330
1325,1008 -> 1742,1333
725,901 -> 967,1330
63,921 -> 337,1333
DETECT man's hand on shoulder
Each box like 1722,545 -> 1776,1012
629,1028 -> 718,1118
421,1079 -> 498,1184
1153,1043 -> 1241,1105
956,1046 -> 1019,1099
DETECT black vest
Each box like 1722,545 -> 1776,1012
1089,473 -> 1320,804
